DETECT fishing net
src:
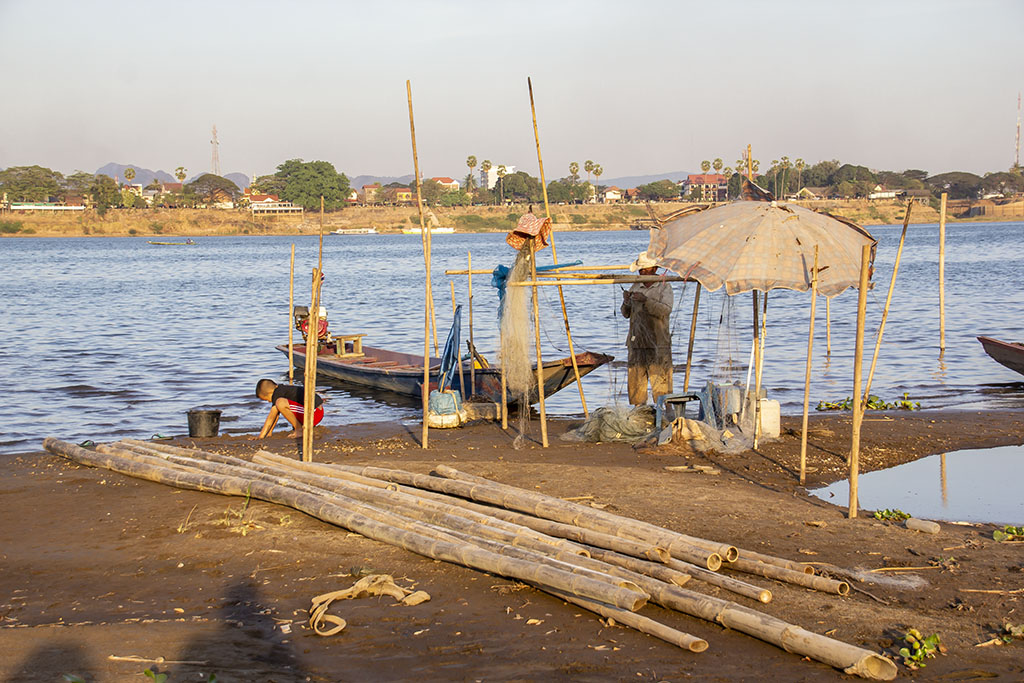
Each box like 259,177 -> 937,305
500,244 -> 536,448
560,404 -> 656,443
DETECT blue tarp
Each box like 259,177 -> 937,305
490,260 -> 583,316
437,304 -> 462,392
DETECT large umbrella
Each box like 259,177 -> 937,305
647,200 -> 876,298
644,195 -> 876,449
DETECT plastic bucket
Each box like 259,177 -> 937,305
187,409 -> 222,437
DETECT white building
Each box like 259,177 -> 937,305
480,165 -> 515,190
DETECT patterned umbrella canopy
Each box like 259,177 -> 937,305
646,200 -> 876,298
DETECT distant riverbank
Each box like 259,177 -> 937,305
0,199 -> 1012,238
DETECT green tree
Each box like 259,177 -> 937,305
419,179 -> 443,205
174,166 -> 187,183
584,159 -> 594,185
186,173 -> 241,204
124,167 -> 136,183
62,171 -> 95,199
89,174 -> 120,215
439,189 -> 472,206
502,171 -> 542,203
496,165 -> 507,204
795,158 -> 805,189
465,155 -> 477,191
569,161 -> 579,183
592,165 -> 603,200
0,165 -> 64,202
712,158 -> 723,174
638,179 -> 679,201
927,171 -> 983,199
700,160 -> 711,174
271,159 -> 351,210
480,159 -> 492,190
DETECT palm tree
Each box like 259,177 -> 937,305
569,161 -> 579,183
771,160 -> 779,197
780,156 -> 791,197
712,158 -> 723,174
751,159 -> 760,174
481,159 -> 492,191
584,160 -> 594,185
175,166 -> 187,183
124,167 -> 136,183
496,165 -> 507,204
795,158 -> 805,189
700,160 -> 711,174
466,155 -> 477,191
735,158 -> 747,179
593,164 -> 603,201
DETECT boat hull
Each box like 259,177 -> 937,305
978,336 -> 1024,377
276,343 -> 612,405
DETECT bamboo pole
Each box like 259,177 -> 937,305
665,558 -> 773,604
938,192 -> 947,355
528,76 -> 588,417
318,194 -> 324,272
683,283 -> 702,393
468,251 -> 474,397
445,264 -> 632,275
848,244 -> 871,518
529,238 -> 549,447
43,439 -> 647,611
507,275 -> 689,287
734,548 -> 815,574
752,292 -> 768,449
863,201 -> 912,401
288,243 -> 295,384
726,557 -> 849,595
826,298 -> 832,356
799,246 -> 819,485
500,339 -> 508,429
302,268 -> 321,462
407,80 -> 430,450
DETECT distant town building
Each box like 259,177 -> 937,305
362,183 -> 381,203
602,186 -> 623,204
867,185 -> 897,200
251,201 -> 303,215
682,174 -> 728,202
431,177 -> 460,192
9,202 -> 85,212
480,165 -> 515,190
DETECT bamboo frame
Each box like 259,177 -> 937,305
288,243 -> 295,384
445,264 -> 631,275
302,267 -> 321,462
848,244 -> 872,518
799,246 -> 819,485
407,80 -> 431,450
863,201 -> 912,401
528,76 -> 587,419
529,238 -> 548,447
468,251 -> 474,397
938,192 -> 947,355
507,275 -> 689,287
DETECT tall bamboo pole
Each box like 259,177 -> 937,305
407,80 -> 431,450
863,201 -> 912,401
938,192 -> 947,355
530,237 -> 549,447
683,283 -> 702,393
500,340 -> 508,429
848,244 -> 871,518
288,243 -> 295,384
468,251 -> 474,397
302,267 -> 321,462
799,246 -> 819,485
528,77 -> 588,417
319,195 -> 324,273
753,292 -> 768,449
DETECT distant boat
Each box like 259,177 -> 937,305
978,336 -> 1024,377
147,239 -> 196,246
402,226 -> 455,235
332,227 -> 378,235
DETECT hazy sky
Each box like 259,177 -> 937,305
1,0 -> 1021,181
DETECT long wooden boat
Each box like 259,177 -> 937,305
978,336 -> 1024,377
277,342 -> 612,404
147,240 -> 196,246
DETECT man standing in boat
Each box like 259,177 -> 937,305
620,252 -> 674,405
254,378 -> 324,438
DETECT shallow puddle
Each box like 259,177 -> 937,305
810,444 -> 1024,525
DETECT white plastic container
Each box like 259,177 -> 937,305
757,399 -> 780,438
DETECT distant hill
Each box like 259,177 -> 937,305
600,171 -> 693,189
349,174 -> 415,189
95,163 -> 175,186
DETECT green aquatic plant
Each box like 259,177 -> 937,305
898,628 -> 942,669
993,525 -> 1024,542
817,393 -> 920,411
874,508 -> 911,522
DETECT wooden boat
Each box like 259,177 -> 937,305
277,342 -> 612,404
978,336 -> 1024,377
147,239 -> 196,246
332,227 -> 378,235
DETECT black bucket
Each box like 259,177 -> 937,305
187,409 -> 222,437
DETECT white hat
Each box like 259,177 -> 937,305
629,251 -> 659,272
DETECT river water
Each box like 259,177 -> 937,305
2,221 -> 1022,454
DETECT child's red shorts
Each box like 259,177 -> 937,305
287,400 -> 324,426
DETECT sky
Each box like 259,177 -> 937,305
1,0 -> 1022,181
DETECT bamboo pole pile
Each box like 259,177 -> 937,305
41,438 -> 896,680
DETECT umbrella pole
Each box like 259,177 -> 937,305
683,283 -> 701,393
848,244 -> 872,518
863,201 -> 912,401
288,243 -> 295,384
530,238 -> 549,447
528,76 -> 588,417
743,292 -> 760,428
938,192 -> 947,357
825,298 -> 831,356
753,292 -> 768,449
799,247 -> 819,485
407,79 -> 430,450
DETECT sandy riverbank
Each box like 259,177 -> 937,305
1,200 -> 1016,239
3,410 -> 1024,681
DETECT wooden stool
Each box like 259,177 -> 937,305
334,333 -> 367,358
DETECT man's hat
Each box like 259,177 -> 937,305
629,251 -> 660,272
